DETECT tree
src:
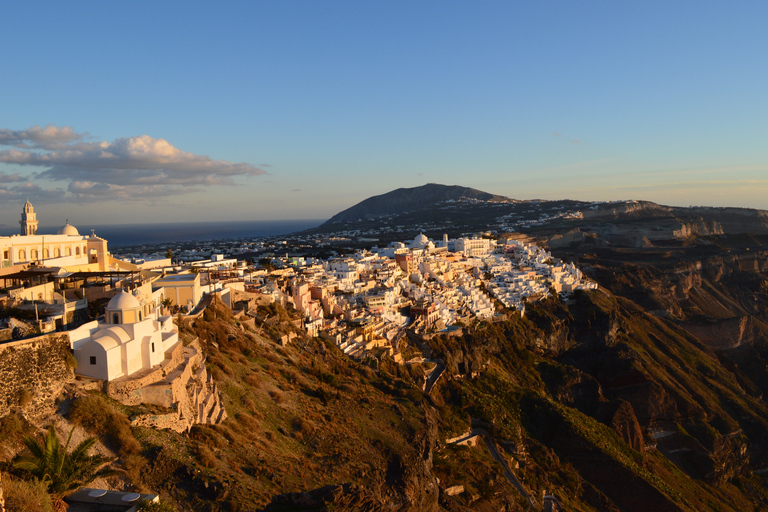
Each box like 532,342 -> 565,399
14,425 -> 118,510
161,298 -> 173,315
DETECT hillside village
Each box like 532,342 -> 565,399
1,201 -> 596,393
248,233 -> 596,362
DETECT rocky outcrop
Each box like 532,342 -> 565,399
107,339 -> 227,432
681,316 -> 755,350
672,219 -> 724,238
599,399 -> 644,453
709,432 -> 750,485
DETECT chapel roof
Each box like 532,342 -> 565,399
107,290 -> 141,311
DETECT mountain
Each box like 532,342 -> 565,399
322,183 -> 510,225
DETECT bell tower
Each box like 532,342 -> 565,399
20,200 -> 39,235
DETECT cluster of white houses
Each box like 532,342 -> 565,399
258,232 -> 597,361
2,201 -> 597,382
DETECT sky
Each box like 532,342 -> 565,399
1,1 -> 767,228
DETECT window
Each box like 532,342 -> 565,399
89,356 -> 96,365
31,249 -> 38,260
54,248 -> 60,257
151,342 -> 155,353
75,246 -> 81,256
19,249 -> 26,260
3,250 -> 8,260
112,313 -> 119,324
66,247 -> 72,256
138,312 -> 142,321
43,249 -> 49,258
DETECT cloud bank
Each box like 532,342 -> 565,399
0,125 -> 266,202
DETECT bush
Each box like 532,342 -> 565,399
68,394 -> 142,456
65,352 -> 78,370
2,473 -> 54,512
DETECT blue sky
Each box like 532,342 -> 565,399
1,1 -> 767,227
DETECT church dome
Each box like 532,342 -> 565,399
410,233 -> 429,249
57,221 -> 79,236
107,290 -> 141,311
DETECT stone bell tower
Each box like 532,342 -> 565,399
19,199 -> 39,235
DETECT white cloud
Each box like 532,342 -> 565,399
0,124 -> 86,149
0,134 -> 266,186
0,126 -> 268,203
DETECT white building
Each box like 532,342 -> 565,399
70,290 -> 178,381
1,201 -> 111,273
455,237 -> 493,257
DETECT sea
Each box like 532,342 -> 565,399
0,219 -> 325,247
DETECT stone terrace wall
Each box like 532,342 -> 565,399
0,334 -> 74,419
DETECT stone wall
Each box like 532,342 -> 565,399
0,334 -> 74,420
104,341 -> 186,404
107,339 -> 227,433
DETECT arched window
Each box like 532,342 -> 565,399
138,312 -> 142,321
3,250 -> 8,260
65,246 -> 72,256
30,249 -> 38,260
43,249 -> 49,259
112,313 -> 120,324
75,246 -> 81,256
54,248 -> 60,257
19,249 -> 26,260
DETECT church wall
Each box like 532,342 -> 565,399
76,341 -> 111,381
106,346 -> 123,380
0,236 -> 90,266
86,238 -> 109,271
123,337 -> 143,377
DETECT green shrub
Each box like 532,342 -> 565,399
65,352 -> 78,370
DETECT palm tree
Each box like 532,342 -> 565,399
161,298 -> 173,315
14,425 -> 118,510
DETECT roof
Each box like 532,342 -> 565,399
57,221 -> 80,236
107,290 -> 141,310
154,274 -> 198,282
